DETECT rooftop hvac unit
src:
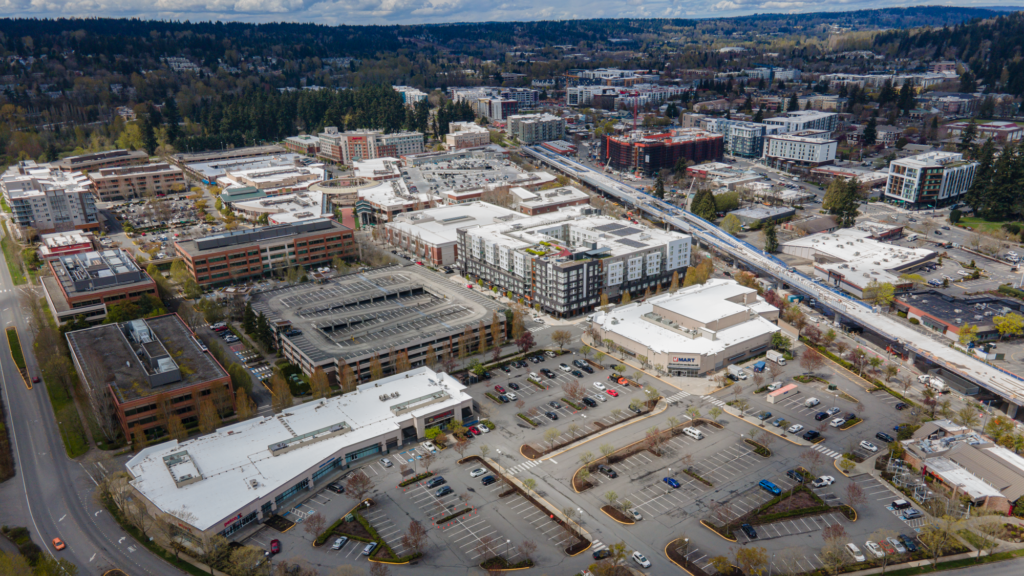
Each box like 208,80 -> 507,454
249,479 -> 259,488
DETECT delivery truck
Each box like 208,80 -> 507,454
727,364 -> 748,380
766,350 -> 787,365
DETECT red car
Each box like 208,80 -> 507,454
415,261 -> 423,266
607,389 -> 619,397
32,376 -> 40,383
270,539 -> 280,554
468,426 -> 481,436
494,385 -> 506,394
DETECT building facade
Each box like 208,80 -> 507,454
56,149 -> 149,172
702,118 -> 777,158
603,130 -> 724,175
283,135 -> 320,155
317,128 -> 425,164
174,219 -> 356,287
88,163 -> 186,201
0,161 -> 100,235
884,152 -> 977,208
763,131 -> 838,167
764,110 -> 839,135
506,114 -> 566,144
445,122 -> 491,150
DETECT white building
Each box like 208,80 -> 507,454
317,127 -> 425,164
125,367 -> 475,541
392,85 -> 427,106
884,152 -> 978,209
591,279 -> 780,376
764,110 -> 839,135
383,202 -> 523,266
763,130 -> 837,167
0,161 -> 100,235
231,191 -> 328,225
216,161 -> 326,196
506,114 -> 566,144
445,122 -> 491,150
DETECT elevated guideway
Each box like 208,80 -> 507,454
523,146 -> 1024,414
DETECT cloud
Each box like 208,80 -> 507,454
1,0 -> 1019,25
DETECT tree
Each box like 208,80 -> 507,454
303,512 -> 327,540
228,546 -> 270,576
621,291 -> 632,305
270,373 -> 294,413
763,224 -> 779,253
653,174 -> 665,199
787,93 -> 799,112
669,271 -> 680,293
167,414 -> 187,442
709,406 -> 723,422
918,512 -> 963,569
970,511 -> 1006,562
544,428 -> 561,449
141,115 -> 158,155
864,281 -> 895,307
720,213 -> 743,235
993,313 -> 1024,340
518,539 -> 537,562
515,330 -> 535,353
953,406 -> 981,429
346,471 -> 375,502
551,329 -> 572,351
736,547 -> 770,576
310,366 -> 330,399
522,478 -> 537,497
959,119 -> 978,153
800,448 -> 826,479
369,353 -> 384,381
645,426 -> 667,456
862,116 -> 877,146
691,188 -> 718,220
959,323 -> 979,346
604,490 -> 619,508
197,397 -> 221,434
400,520 -> 428,556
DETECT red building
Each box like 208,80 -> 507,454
603,129 -> 723,175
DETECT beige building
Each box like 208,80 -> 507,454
88,163 -> 186,201
591,279 -> 780,376
446,122 -> 491,150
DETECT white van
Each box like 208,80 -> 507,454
683,427 -> 704,440
804,397 -> 820,408
846,543 -> 865,562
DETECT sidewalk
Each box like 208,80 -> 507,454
533,399 -> 669,461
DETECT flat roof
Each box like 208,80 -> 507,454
232,191 -> 328,224
51,249 -> 152,296
388,202 -> 522,246
250,266 -> 505,365
185,153 -> 309,181
126,367 -> 470,531
176,218 -> 346,257
896,290 -> 1021,330
592,279 -> 779,356
66,314 -> 228,403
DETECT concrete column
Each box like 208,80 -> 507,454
1007,403 -> 1019,419
907,351 -> 916,364
833,312 -> 843,327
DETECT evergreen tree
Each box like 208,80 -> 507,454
256,312 -> 273,350
243,302 -> 256,333
878,79 -> 896,105
653,174 -> 665,199
764,224 -> 779,253
834,178 -> 861,228
164,97 -> 181,144
690,188 -> 718,220
984,141 -> 1021,220
753,109 -> 764,123
786,93 -> 799,112
141,115 -> 158,155
959,71 -> 977,93
862,117 -> 877,146
959,119 -> 978,154
964,138 -> 995,214
897,82 -> 915,115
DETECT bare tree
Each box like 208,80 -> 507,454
567,422 -> 582,440
845,482 -> 866,508
399,520 -> 428,555
562,379 -> 586,405
800,448 -> 826,479
303,512 -> 327,541
346,471 -> 375,502
518,540 -> 537,562
645,426 -> 667,456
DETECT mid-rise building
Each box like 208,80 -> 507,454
384,202 -> 523,266
445,122 -> 491,150
55,149 -> 149,172
283,135 -> 320,155
67,314 -> 232,440
946,120 -> 1024,143
41,248 -> 158,324
603,129 -> 724,175
763,130 -> 837,167
744,67 -> 801,82
701,118 -> 778,158
317,128 -> 425,165
884,152 -> 978,209
174,219 -> 355,287
511,186 -> 590,216
88,162 -> 185,201
591,278 -> 780,376
764,110 -> 839,135
506,114 -> 566,145
392,85 -> 428,105
457,207 -> 692,317
0,161 -> 100,235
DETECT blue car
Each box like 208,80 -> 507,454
759,479 -> 781,495
663,477 -> 681,489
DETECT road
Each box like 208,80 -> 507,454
0,224 -> 178,575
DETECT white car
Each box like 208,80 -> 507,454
593,381 -> 606,391
632,551 -> 652,568
469,468 -> 488,478
865,540 -> 884,559
787,424 -> 804,434
887,537 -> 906,553
957,270 -> 969,276
812,476 -> 835,488
332,537 -> 348,550
830,418 -> 846,428
630,509 -> 643,521
859,440 -> 878,452
379,458 -> 393,468
421,441 -> 437,452
477,423 -> 490,433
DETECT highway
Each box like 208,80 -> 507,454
523,145 -> 1024,409
0,224 -> 177,575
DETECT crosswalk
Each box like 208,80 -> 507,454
506,460 -> 543,475
811,443 -> 842,460
528,325 -> 549,333
663,390 -> 727,408
701,395 -> 727,407
591,540 -> 608,552
664,390 -> 692,403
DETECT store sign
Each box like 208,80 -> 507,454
425,410 -> 455,425
671,357 -> 696,363
223,513 -> 242,527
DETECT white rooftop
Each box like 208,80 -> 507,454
1,161 -> 92,199
591,279 -> 780,356
783,228 -> 933,283
388,202 -> 523,246
513,185 -> 589,209
353,157 -> 402,180
233,191 -> 328,224
360,178 -> 439,208
923,457 -> 1004,500
126,367 -> 469,531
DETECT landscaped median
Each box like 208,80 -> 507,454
600,505 -> 635,525
398,472 -> 434,488
5,327 -> 29,386
522,397 -> 661,461
701,485 -> 856,540
743,438 -> 771,458
517,413 -> 540,427
839,417 -> 862,430
314,499 -> 422,564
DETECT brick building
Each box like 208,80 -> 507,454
41,248 -> 158,324
603,129 -> 724,175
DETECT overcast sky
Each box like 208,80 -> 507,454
0,0 -> 1016,26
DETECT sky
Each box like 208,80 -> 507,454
0,0 -> 1017,26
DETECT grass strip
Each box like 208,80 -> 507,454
561,398 -> 584,410
683,468 -> 714,487
0,222 -> 26,285
398,472 -> 434,488
435,508 -> 473,525
6,327 -> 25,369
517,413 -> 539,426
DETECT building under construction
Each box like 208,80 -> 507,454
603,129 -> 724,176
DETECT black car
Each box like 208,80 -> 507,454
326,482 -> 345,494
546,412 -> 559,420
876,432 -> 895,443
727,373 -> 739,381
898,534 -> 918,553
542,369 -> 556,378
481,476 -> 497,486
573,360 -> 586,369
787,469 -> 805,483
482,372 -> 493,380
426,477 -> 447,489
803,430 -> 821,441
814,411 -> 829,421
549,401 -> 562,409
508,382 -> 520,390
498,395 -> 510,403
597,465 -> 618,478
530,357 -> 541,364
895,402 -> 908,411
581,365 -> 594,374
629,404 -> 643,414
593,549 -> 611,560
741,524 -> 758,539
582,397 -> 598,408
844,413 -> 856,421
501,365 -> 511,373
572,370 -> 584,378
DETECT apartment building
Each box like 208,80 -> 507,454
392,85 -> 428,105
317,127 -> 424,164
41,248 -> 158,324
743,67 -> 801,82
764,110 -> 839,135
0,161 -> 100,235
476,97 -> 518,121
506,114 -> 566,144
603,129 -> 724,175
946,120 -> 1023,143
763,130 -> 837,167
884,152 -> 978,209
55,149 -> 149,172
445,122 -> 491,150
701,118 -> 778,158
384,202 -> 523,267
174,219 -> 355,287
457,207 -> 692,318
88,162 -> 185,201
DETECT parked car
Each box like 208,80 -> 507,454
830,418 -> 846,428
901,509 -> 923,520
876,432 -> 895,443
468,426 -> 481,436
886,537 -> 906,554
269,539 -> 280,554
549,401 -> 562,409
787,424 -> 804,434
593,549 -> 611,560
494,385 -> 506,394
426,477 -> 446,489
598,465 -> 618,478
546,411 -> 559,420
380,458 -> 393,468
630,509 -> 643,522
895,402 -> 908,411
332,537 -> 349,550
812,476 -> 835,488
435,486 -> 454,497
632,552 -> 652,568
803,430 -> 821,441
559,363 -> 572,372
571,370 -> 584,378
814,412 -> 830,421
740,524 -> 758,539
860,441 -> 878,452
469,468 -> 487,478
593,381 -> 607,391
327,482 -> 345,494
826,407 -> 842,416
787,469 -> 805,483
772,417 -> 785,427
898,534 -> 918,552
759,480 -> 781,495
481,476 -> 497,486
758,411 -> 773,421
607,389 -> 619,397
508,382 -> 520,390
663,477 -> 681,489
498,394 -> 510,403
865,541 -> 884,559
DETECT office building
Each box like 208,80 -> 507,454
41,248 -> 158,324
764,110 -> 839,135
37,230 -> 96,261
512,186 -> 590,216
763,130 -> 837,167
603,130 -> 724,175
173,219 -> 355,287
590,279 -> 780,377
445,122 -> 491,150
55,149 -> 149,172
283,135 -> 320,155
88,163 -> 186,201
884,152 -> 978,209
506,114 -> 566,145
67,314 -> 233,440
124,367 -> 475,542
458,207 -> 692,317
0,161 -> 100,235
317,128 -> 424,165
702,118 -> 777,158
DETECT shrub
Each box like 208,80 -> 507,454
517,413 -> 539,426
909,318 -> 920,325
1003,222 -> 1021,234
949,209 -> 962,224
398,472 -> 434,487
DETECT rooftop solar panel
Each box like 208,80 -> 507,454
593,223 -> 625,232
617,238 -> 648,248
611,227 -> 641,237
